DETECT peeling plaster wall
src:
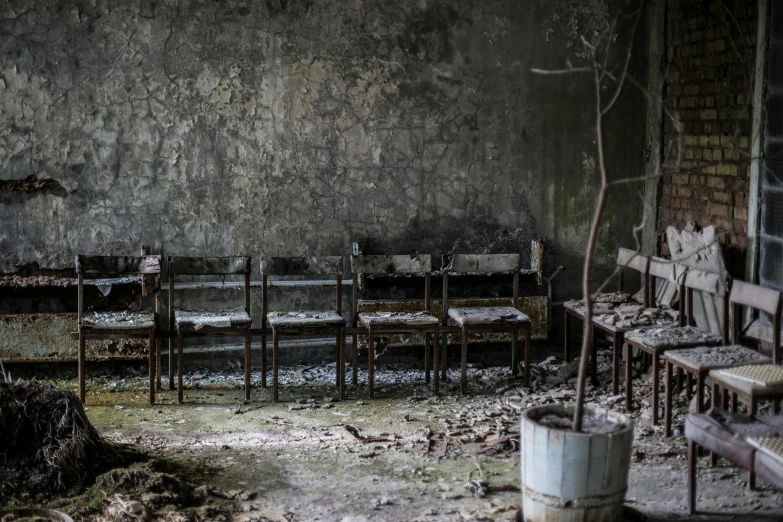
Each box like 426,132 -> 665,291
0,0 -> 647,302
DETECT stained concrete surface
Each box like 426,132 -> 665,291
7,353 -> 783,522
0,0 -> 647,304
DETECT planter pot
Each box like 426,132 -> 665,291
520,403 -> 633,522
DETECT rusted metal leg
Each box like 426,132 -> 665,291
652,353 -> 660,426
424,332 -> 431,385
511,331 -> 519,378
625,342 -> 633,412
665,362 -> 673,437
612,334 -> 621,396
244,329 -> 251,401
177,330 -> 184,404
338,329 -> 345,401
156,338 -> 161,391
696,372 -> 705,413
460,326 -> 468,395
367,326 -> 375,399
78,331 -> 86,403
272,329 -> 280,403
688,439 -> 697,514
352,333 -> 359,386
432,327 -> 440,397
149,329 -> 156,405
168,338 -> 174,390
261,335 -> 267,388
524,326 -> 531,387
590,325 -> 598,387
563,309 -> 570,363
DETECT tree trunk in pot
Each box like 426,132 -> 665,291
521,404 -> 633,522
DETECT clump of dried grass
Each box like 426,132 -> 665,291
0,370 -> 122,497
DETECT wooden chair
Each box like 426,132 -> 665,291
624,265 -> 727,428
663,280 -> 777,437
169,256 -> 252,403
588,257 -> 682,394
441,254 -> 532,394
76,255 -> 162,404
260,256 -> 346,403
708,281 -> 782,419
563,248 -> 650,363
351,254 -> 440,399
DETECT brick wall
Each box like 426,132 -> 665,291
659,0 -> 757,274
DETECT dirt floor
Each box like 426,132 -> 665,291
4,345 -> 783,521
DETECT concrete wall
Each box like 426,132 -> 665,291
0,0 -> 648,304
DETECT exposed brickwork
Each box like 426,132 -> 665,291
659,0 -> 757,273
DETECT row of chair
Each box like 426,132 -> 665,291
563,248 -> 783,435
75,253 -> 533,405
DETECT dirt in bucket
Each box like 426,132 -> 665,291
534,412 -> 626,434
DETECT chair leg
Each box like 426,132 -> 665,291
273,329 -> 280,403
511,331 -> 519,377
441,331 -> 448,381
688,439 -> 697,514
261,335 -> 267,388
367,326 -> 375,399
590,325 -> 598,387
625,343 -> 633,412
149,329 -> 156,405
156,337 -> 161,391
177,331 -> 184,404
686,372 -> 693,403
424,333 -> 431,385
696,372 -> 705,413
731,393 -> 738,413
352,333 -> 359,386
433,328 -> 440,397
168,339 -> 174,390
665,361 -> 673,437
563,309 -> 570,363
612,333 -> 621,395
524,326 -> 531,387
78,331 -> 86,403
652,353 -> 660,426
244,329 -> 251,401
709,383 -> 719,467
460,326 -> 468,395
338,329 -> 345,401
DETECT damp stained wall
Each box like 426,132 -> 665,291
0,0 -> 649,301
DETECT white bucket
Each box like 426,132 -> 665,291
520,404 -> 633,522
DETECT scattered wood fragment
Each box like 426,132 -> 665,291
344,425 -> 392,443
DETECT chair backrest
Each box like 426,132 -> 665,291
168,256 -> 251,276
260,257 -> 344,322
682,267 -> 731,343
76,255 -> 162,277
350,255 -> 433,325
730,280 -> 782,363
647,257 -> 687,323
75,255 -> 162,322
168,256 -> 252,324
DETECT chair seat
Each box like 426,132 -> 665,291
448,306 -> 530,326
174,307 -> 251,330
626,325 -> 723,351
592,304 -> 678,331
268,310 -> 344,328
358,311 -> 439,327
81,310 -> 155,330
665,345 -> 771,372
